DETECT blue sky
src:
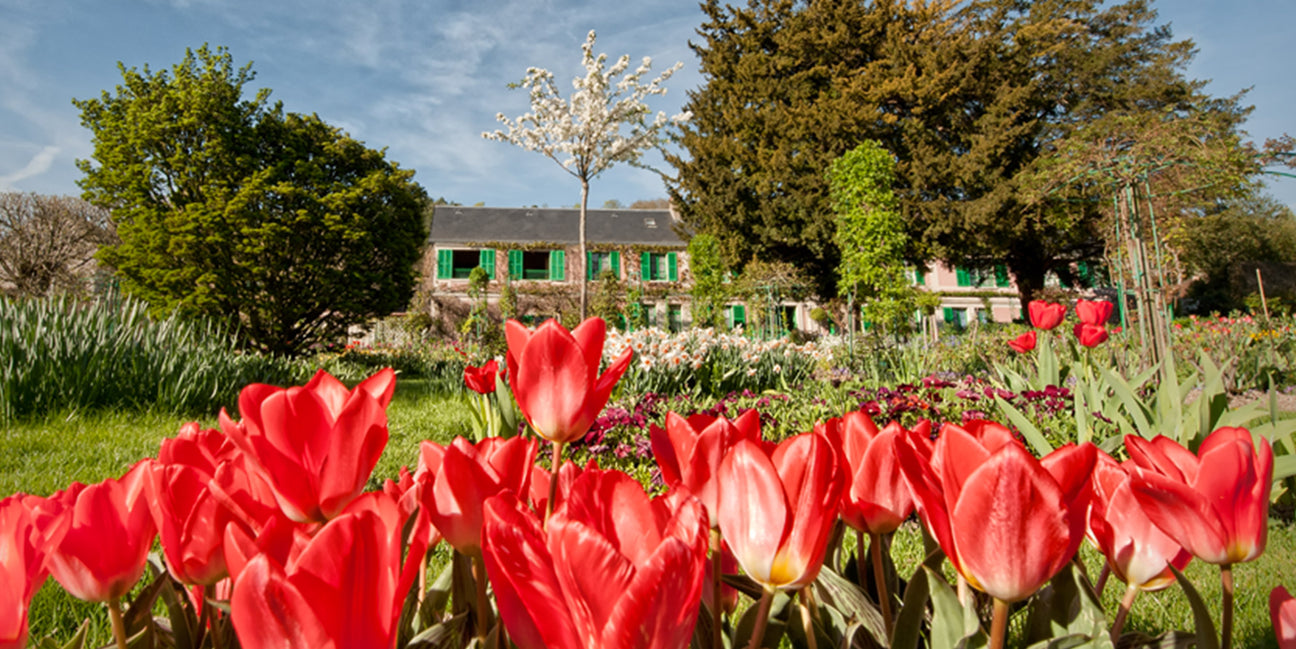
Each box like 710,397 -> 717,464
1,0 -> 1292,211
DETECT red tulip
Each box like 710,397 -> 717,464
464,359 -> 500,394
417,436 -> 537,556
505,318 -> 633,443
219,368 -> 395,522
148,423 -> 247,586
1028,301 -> 1066,330
230,492 -> 425,649
1087,451 -> 1191,591
826,413 -> 924,535
1,496 -> 59,649
527,457 -> 591,515
1008,330 -> 1037,353
650,409 -> 761,528
718,433 -> 845,591
1273,586 -> 1296,649
1127,427 -> 1272,564
1073,322 -> 1109,347
1075,299 -> 1113,326
481,469 -> 709,649
897,426 -> 1096,603
35,461 -> 157,603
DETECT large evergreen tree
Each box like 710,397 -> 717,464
670,0 -> 1248,304
76,45 -> 427,355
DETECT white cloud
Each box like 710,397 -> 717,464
0,145 -> 60,190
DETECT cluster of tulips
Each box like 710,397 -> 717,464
2,316 -> 1291,649
1009,299 -> 1116,352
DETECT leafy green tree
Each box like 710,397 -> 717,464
825,141 -> 915,332
687,232 -> 729,329
1177,192 -> 1296,313
76,45 -> 427,355
671,0 -> 1246,306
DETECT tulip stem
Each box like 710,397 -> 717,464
473,553 -> 492,640
1095,563 -> 1110,599
108,598 -> 129,649
1110,585 -> 1138,642
747,587 -> 775,649
1221,564 -> 1235,649
545,440 -> 565,527
868,532 -> 894,641
798,589 -> 817,649
711,529 -> 725,649
989,598 -> 1010,649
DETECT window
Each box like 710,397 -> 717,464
586,251 -> 621,280
727,304 -> 746,330
667,304 -> 683,332
911,266 -> 926,286
943,307 -> 967,328
508,249 -> 565,281
994,265 -> 1010,288
955,267 -> 972,287
955,266 -> 1007,288
639,251 -> 678,282
436,248 -> 494,280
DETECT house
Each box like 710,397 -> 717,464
422,205 -> 707,330
421,204 -> 1030,334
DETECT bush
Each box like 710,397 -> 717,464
0,294 -> 302,422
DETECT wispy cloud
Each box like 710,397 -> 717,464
0,145 -> 59,190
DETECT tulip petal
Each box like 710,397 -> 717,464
951,444 -> 1072,603
1272,586 -> 1296,649
600,539 -> 704,649
719,441 -> 786,585
1129,469 -> 1231,564
482,496 -> 581,649
230,556 -> 334,649
571,317 -> 608,380
514,323 -> 593,442
548,518 -> 636,640
1195,437 -> 1267,562
895,435 -> 957,573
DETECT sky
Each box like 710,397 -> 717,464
1,0 -> 1293,211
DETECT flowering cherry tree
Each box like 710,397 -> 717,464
483,30 -> 690,318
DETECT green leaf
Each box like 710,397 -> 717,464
926,567 -> 985,649
405,612 -> 469,649
1167,564 -> 1219,649
892,565 -> 931,649
812,567 -> 887,646
996,396 -> 1054,455
1023,563 -> 1108,644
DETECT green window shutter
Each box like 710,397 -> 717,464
436,249 -> 452,280
479,249 -> 495,280
640,252 -> 651,281
667,252 -> 678,281
943,307 -> 955,323
955,267 -> 971,287
549,249 -> 565,281
507,250 -> 522,280
994,264 -> 1009,288
915,267 -> 926,286
610,251 -> 621,278
586,251 -> 596,280
1078,261 -> 1092,287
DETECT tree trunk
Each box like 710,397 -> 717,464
579,178 -> 589,320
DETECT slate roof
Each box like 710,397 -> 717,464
429,206 -> 686,247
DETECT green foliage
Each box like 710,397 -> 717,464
590,270 -> 625,329
0,294 -> 301,423
77,45 -> 427,355
687,233 -> 729,329
671,0 -> 1243,306
826,141 -> 904,296
1177,192 -> 1296,314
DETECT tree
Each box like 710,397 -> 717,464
687,232 -> 728,329
76,45 -> 427,355
0,193 -> 114,296
484,30 -> 689,319
1177,191 -> 1296,313
825,141 -> 913,332
671,0 -> 1245,307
